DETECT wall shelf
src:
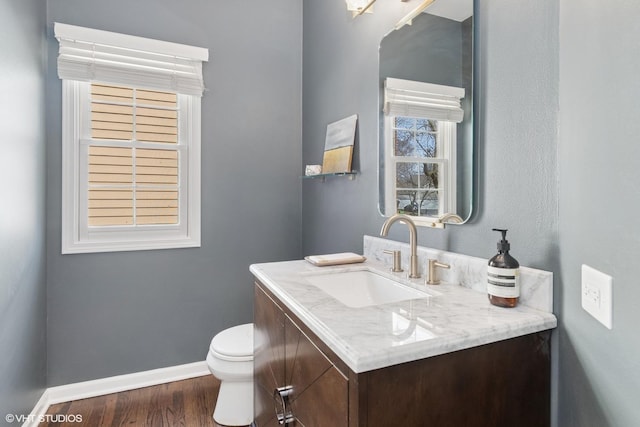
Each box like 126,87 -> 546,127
302,171 -> 357,181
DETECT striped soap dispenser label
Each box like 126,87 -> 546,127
487,266 -> 520,298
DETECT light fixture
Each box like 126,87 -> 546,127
395,0 -> 436,29
345,0 -> 376,17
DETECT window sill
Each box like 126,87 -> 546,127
62,237 -> 201,254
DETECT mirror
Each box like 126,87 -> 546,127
378,1 -> 474,226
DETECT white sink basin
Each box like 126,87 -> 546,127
305,269 -> 430,308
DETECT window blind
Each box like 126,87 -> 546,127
384,78 -> 465,123
54,23 -> 208,96
88,84 -> 179,227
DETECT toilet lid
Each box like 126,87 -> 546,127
210,323 -> 253,360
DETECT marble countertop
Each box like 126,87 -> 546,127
250,259 -> 557,374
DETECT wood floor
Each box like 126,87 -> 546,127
38,375 -> 239,427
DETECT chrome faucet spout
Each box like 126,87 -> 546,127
380,214 -> 420,278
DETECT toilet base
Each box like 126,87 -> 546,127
213,380 -> 254,426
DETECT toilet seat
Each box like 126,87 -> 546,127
209,323 -> 253,362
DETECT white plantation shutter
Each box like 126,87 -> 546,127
55,23 -> 208,96
87,84 -> 180,227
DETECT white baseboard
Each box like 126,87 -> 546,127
47,361 -> 210,404
22,390 -> 51,427
23,361 -> 210,427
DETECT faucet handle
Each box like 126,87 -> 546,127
383,249 -> 403,273
426,259 -> 450,285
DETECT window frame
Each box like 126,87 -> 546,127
383,114 -> 457,226
61,80 -> 201,254
382,78 -> 464,227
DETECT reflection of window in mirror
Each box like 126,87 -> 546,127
383,78 -> 464,226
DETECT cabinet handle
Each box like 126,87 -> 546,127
274,386 -> 295,425
277,412 -> 295,425
276,385 -> 293,398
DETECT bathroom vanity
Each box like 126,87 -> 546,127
251,241 -> 557,426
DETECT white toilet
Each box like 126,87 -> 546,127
206,323 -> 254,426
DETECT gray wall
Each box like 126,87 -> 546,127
302,0 -> 560,422
380,13 -> 464,87
0,0 -> 48,422
302,2 -> 558,266
46,0 -> 302,385
558,1 -> 640,425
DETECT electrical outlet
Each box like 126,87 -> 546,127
581,264 -> 613,329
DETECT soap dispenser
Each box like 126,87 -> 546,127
488,228 -> 520,308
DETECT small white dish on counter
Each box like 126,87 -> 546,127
304,252 -> 366,266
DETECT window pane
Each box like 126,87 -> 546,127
91,84 -> 134,104
420,163 -> 439,189
91,103 -> 134,140
396,162 -> 421,188
136,187 -> 179,225
88,146 -> 134,226
87,146 -> 179,227
136,88 -> 177,107
395,190 -> 440,217
135,149 -> 178,184
415,132 -> 437,158
136,107 -> 178,144
394,117 -> 414,129
394,130 -> 413,156
396,190 -> 418,214
88,188 -> 134,226
88,146 -> 133,184
396,162 -> 439,190
393,116 -> 438,158
91,83 -> 178,144
416,119 -> 437,133
135,149 -> 179,225
419,190 -> 440,217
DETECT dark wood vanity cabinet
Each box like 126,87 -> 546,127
254,280 -> 551,427
254,281 -> 348,426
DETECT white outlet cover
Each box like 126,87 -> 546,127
581,264 -> 613,329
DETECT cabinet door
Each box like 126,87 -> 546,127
284,315 -> 349,426
254,284 -> 349,427
254,285 -> 286,427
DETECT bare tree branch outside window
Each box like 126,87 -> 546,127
393,117 -> 440,216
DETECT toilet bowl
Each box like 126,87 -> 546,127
206,323 -> 254,426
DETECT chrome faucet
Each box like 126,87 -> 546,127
380,214 -> 420,278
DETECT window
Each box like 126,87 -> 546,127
383,78 -> 464,226
55,23 -> 208,253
